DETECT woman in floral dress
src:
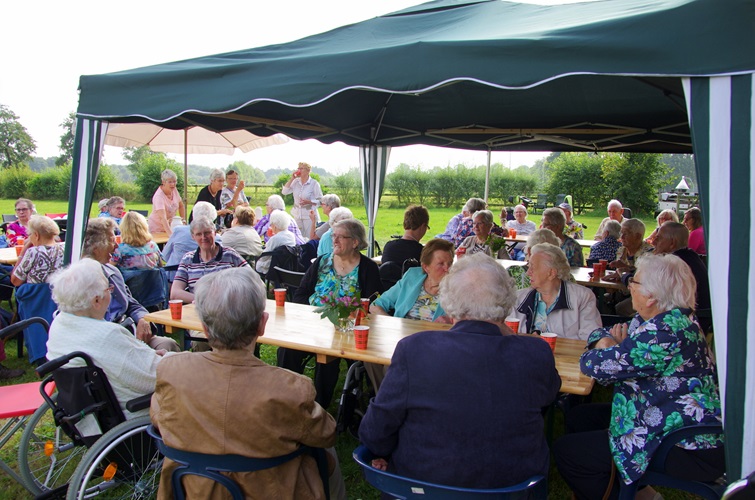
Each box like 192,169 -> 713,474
112,212 -> 163,270
554,254 -> 724,500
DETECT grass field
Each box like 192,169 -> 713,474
0,198 -> 680,499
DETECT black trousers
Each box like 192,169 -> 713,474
276,347 -> 341,409
553,403 -> 725,500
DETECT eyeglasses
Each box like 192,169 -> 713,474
628,277 -> 641,287
15,208 -> 30,212
472,222 -> 490,228
332,235 -> 353,241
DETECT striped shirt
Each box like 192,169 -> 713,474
174,246 -> 248,293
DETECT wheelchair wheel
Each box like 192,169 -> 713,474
18,399 -> 86,495
66,415 -> 162,500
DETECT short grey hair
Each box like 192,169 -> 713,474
608,199 -> 623,210
464,197 -> 487,214
106,196 -> 124,209
660,221 -> 689,250
192,201 -> 217,223
83,218 -> 116,258
195,267 -> 267,350
530,243 -> 571,281
473,210 -> 494,225
333,218 -> 368,251
209,168 -> 225,182
656,209 -> 679,225
49,258 -> 109,313
621,218 -> 646,238
514,204 -> 528,214
635,253 -> 696,311
266,194 -> 285,211
328,206 -> 353,224
28,215 -> 60,239
542,207 -> 566,229
190,217 -> 215,235
269,210 -> 291,232
527,228 -> 560,248
440,253 -> 515,322
603,220 -> 622,239
161,169 -> 177,182
321,194 -> 341,209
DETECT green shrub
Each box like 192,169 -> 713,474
132,155 -> 184,202
28,167 -> 68,199
112,182 -> 139,202
0,166 -> 34,198
93,164 -> 118,199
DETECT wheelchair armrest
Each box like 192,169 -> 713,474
650,423 -> 723,471
126,393 -> 153,413
36,350 -> 94,377
0,317 -> 50,341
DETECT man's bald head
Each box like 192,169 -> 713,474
654,221 -> 689,254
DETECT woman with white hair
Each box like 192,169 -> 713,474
316,206 -> 353,257
509,243 -> 601,341
507,204 -> 538,260
555,254 -> 724,500
451,197 -> 489,247
506,228 -> 561,290
587,219 -> 622,263
11,215 -> 63,286
148,168 -> 186,235
456,210 -> 509,259
645,208 -> 679,246
190,168 -> 232,225
162,201 -> 218,267
46,258 -> 166,418
255,210 -> 296,276
309,193 -> 341,241
254,194 -> 306,244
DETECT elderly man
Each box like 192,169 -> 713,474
359,253 -> 560,489
594,199 -> 625,241
541,207 -> 584,267
151,267 -> 345,499
653,221 -> 711,311
559,202 -> 584,239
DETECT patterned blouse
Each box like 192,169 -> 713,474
564,219 -> 584,240
615,241 -> 654,271
311,254 -> 360,306
406,289 -> 440,322
561,236 -> 584,267
12,244 -> 64,284
581,309 -> 723,484
112,241 -> 163,270
588,235 -> 623,262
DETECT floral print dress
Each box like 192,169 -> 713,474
580,308 -> 723,484
310,254 -> 360,306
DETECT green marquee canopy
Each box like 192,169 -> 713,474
70,0 -> 755,483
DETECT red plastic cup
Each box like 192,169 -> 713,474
504,317 -> 520,333
115,235 -> 122,244
456,246 -> 467,257
16,237 -> 25,246
360,298 -> 370,315
599,259 -> 608,267
274,288 -> 287,307
541,332 -> 558,352
593,262 -> 602,279
15,245 -> 23,256
169,300 -> 183,320
354,325 -> 369,350
509,228 -> 517,239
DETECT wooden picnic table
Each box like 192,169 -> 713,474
145,299 -> 594,396
0,247 -> 19,265
504,235 -> 597,248
496,260 -> 627,291
152,232 -> 170,246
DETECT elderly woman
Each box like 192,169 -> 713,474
594,199 -> 625,241
148,169 -> 186,235
221,206 -> 262,259
507,204 -> 538,260
588,219 -> 622,263
254,194 -> 306,244
683,207 -> 706,255
190,168 -> 232,225
645,208 -> 678,246
554,254 -> 724,500
279,219 -> 383,409
316,207 -> 353,257
97,196 -> 126,225
47,258 -> 166,418
255,210 -> 296,276
162,201 -> 218,267
381,205 -> 429,265
436,204 -> 469,242
509,243 -> 601,341
506,228 -> 562,290
220,169 -> 249,211
456,210 -> 509,259
7,198 -> 34,246
372,238 -> 454,321
282,162 -> 324,238
84,218 -> 180,353
541,207 -> 584,267
112,212 -> 162,270
309,193 -> 341,241
451,197 -> 488,247
170,218 -> 248,304
11,215 -> 63,286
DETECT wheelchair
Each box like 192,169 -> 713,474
335,360 -> 373,439
17,350 -> 161,499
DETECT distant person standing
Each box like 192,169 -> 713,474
148,169 -> 186,236
282,162 -> 323,239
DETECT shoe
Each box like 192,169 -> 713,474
0,363 -> 25,380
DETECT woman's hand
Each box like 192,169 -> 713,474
610,322 -> 629,344
371,458 -> 389,471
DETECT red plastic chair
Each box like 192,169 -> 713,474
44,213 -> 66,219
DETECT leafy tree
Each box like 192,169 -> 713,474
545,153 -> 605,214
0,104 -> 36,167
130,154 -> 184,201
329,169 -> 361,205
226,161 -> 266,183
386,164 -> 418,205
660,153 -> 697,191
601,153 -> 670,215
56,112 -> 75,166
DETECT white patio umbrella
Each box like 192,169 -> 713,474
105,122 -> 289,201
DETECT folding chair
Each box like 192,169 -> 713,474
271,266 -> 305,302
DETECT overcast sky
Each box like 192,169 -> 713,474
1,0 -> 586,173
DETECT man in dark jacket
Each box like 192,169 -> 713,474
359,253 -> 560,488
653,221 -> 711,311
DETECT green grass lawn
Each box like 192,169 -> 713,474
0,199 -> 672,499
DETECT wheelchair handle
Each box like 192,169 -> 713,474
37,351 -> 95,377
126,393 -> 153,413
0,316 -> 50,341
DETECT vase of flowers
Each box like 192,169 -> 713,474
314,292 -> 362,332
